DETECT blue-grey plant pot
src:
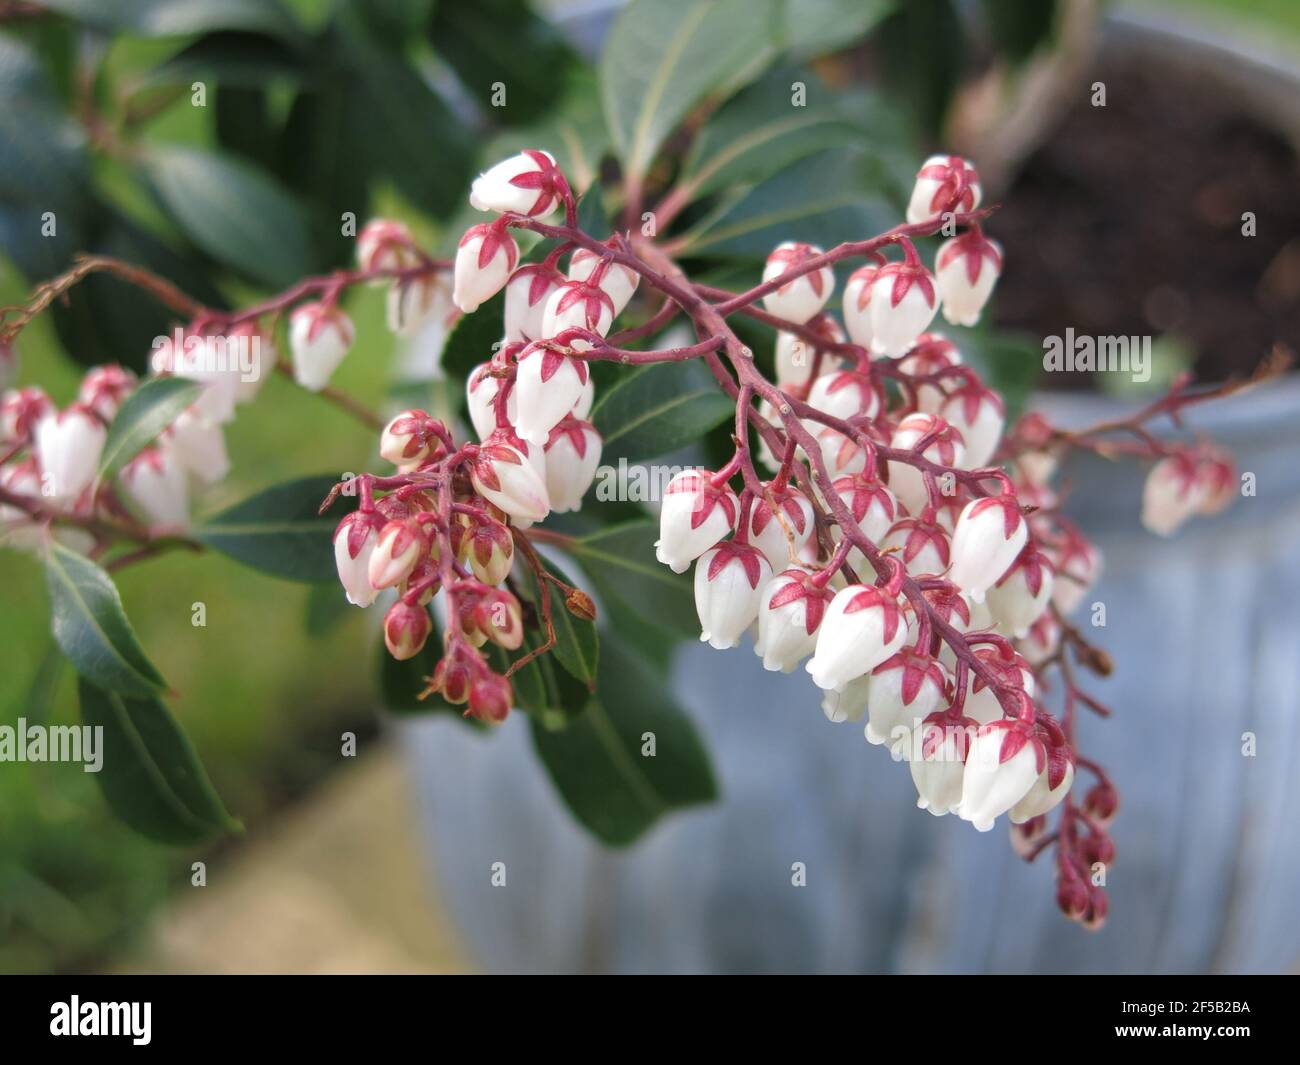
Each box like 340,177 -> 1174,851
399,9 -> 1300,973
399,375 -> 1300,974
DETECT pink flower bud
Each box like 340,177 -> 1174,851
694,541 -> 772,650
910,714 -> 974,815
869,260 -> 938,357
514,343 -> 590,445
453,222 -> 519,314
333,510 -> 385,607
936,230 -> 1002,326
461,517 -> 513,585
540,280 -> 615,344
119,446 -> 189,531
569,244 -> 640,317
1,385 -> 53,445
78,364 -> 137,422
1042,527 -> 1100,616
841,264 -> 879,349
938,379 -> 1004,469
898,333 -> 963,413
958,720 -> 1044,832
357,218 -> 418,274
368,518 -> 427,590
906,155 -> 981,224
762,242 -> 833,325
948,494 -> 1027,603
1083,780 -> 1119,826
747,489 -> 813,570
881,515 -> 951,577
543,417 -> 602,513
986,542 -> 1054,638
1194,445 -> 1236,515
469,439 -> 550,525
289,302 -> 354,392
654,469 -> 739,573
33,403 -> 105,503
472,588 -> 525,650
1057,874 -> 1090,920
469,150 -> 566,217
866,649 -> 949,750
467,669 -> 512,724
383,600 -> 432,660
0,458 -> 44,550
165,408 -> 230,485
886,413 -> 966,515
806,366 -> 880,423
1018,611 -> 1061,667
504,263 -> 564,342
755,568 -> 830,673
1141,451 -> 1203,536
432,650 -> 474,706
466,358 -> 519,441
380,409 -> 445,467
806,583 -> 906,692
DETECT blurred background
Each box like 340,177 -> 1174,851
2,0 -> 1298,974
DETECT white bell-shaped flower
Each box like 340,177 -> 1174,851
939,380 -> 1004,469
543,417 -> 602,513
833,473 -> 896,546
880,515 -> 951,577
958,720 -> 1044,832
165,409 -> 230,486
898,333 -> 963,413
754,568 -> 829,673
822,673 -> 871,723
841,264 -> 879,349
762,242 -> 833,325
288,302 -> 354,392
568,245 -> 640,316
936,230 -> 1002,327
504,263 -> 564,343
469,150 -> 563,217
964,647 -> 1036,726
33,403 -> 105,503
747,489 -> 814,570
466,358 -> 518,441
333,511 -> 385,607
1,386 -> 52,444
986,542 -> 1054,638
806,583 -> 906,692
948,494 -> 1028,603
119,445 -> 189,532
1010,746 -> 1074,824
453,223 -> 519,313
367,517 -> 427,591
906,155 -> 981,225
469,439 -> 551,525
514,343 -> 589,445
356,218 -> 417,274
910,716 -> 972,816
869,260 -> 938,357
1141,452 -> 1203,537
805,366 -> 879,422
655,469 -> 738,574
886,413 -> 965,514
865,650 -> 949,751
694,541 -> 772,650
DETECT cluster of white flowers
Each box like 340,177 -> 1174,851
654,154 -> 1095,836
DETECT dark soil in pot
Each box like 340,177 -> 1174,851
990,46 -> 1300,389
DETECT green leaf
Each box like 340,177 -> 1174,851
678,66 -> 860,202
98,376 -> 202,480
781,0 -> 895,59
143,30 -> 306,90
592,360 -> 734,464
431,0 -> 579,126
303,582 -> 352,637
78,678 -> 238,845
566,521 -> 698,639
978,0 -> 1058,62
145,145 -> 312,287
601,0 -> 782,182
530,636 -> 717,846
194,475 -> 356,583
877,0 -> 962,138
679,148 -> 894,259
440,291 -> 505,387
39,0 -> 301,39
519,557 -> 598,687
45,543 -> 167,699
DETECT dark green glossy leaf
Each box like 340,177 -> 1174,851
78,678 -> 238,845
39,0 -> 301,39
45,543 -> 166,699
601,0 -> 782,182
781,0 -> 895,59
98,376 -> 202,480
194,475 -> 356,583
592,360 -> 734,465
146,145 -> 313,287
679,148 -> 894,259
565,520 -> 698,638
530,636 -> 716,846
144,30 -> 306,89
877,0 -> 962,138
432,0 -> 578,126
